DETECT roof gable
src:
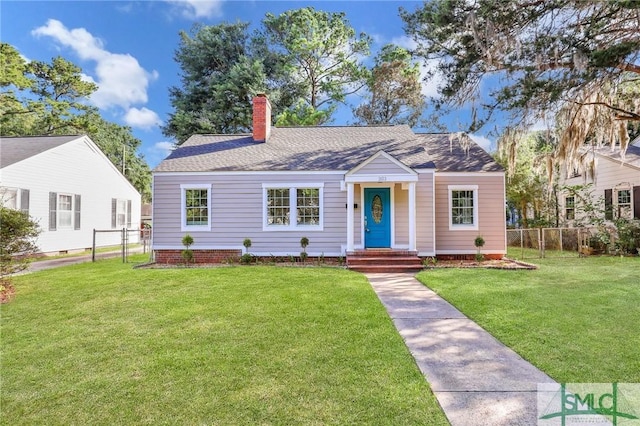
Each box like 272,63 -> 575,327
592,145 -> 640,170
347,150 -> 418,181
0,135 -> 81,168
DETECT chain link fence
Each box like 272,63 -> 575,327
507,227 -> 595,259
92,227 -> 150,263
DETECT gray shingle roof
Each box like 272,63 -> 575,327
593,144 -> 640,169
154,125 -> 502,173
0,135 -> 81,168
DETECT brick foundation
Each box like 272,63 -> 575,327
435,253 -> 504,261
154,249 -> 242,264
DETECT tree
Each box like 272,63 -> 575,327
401,1 -> 640,159
86,112 -> 152,202
263,7 -> 371,125
164,23 -> 261,143
353,44 -> 425,126
495,130 -> 557,228
0,44 -> 152,201
0,206 -> 40,281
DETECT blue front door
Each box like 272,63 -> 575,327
364,188 -> 391,248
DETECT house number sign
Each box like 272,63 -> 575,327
378,176 -> 387,182
372,195 -> 383,224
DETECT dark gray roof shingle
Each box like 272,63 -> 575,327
0,135 -> 81,168
154,125 -> 502,173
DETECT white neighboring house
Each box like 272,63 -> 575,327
559,137 -> 640,223
0,135 -> 141,255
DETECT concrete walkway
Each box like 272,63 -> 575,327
365,273 -> 556,426
18,246 -> 147,275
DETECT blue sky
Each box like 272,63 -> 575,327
2,0 -> 494,169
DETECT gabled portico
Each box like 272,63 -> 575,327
342,150 -> 418,253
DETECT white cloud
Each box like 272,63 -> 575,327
124,107 -> 163,130
146,141 -> 176,168
391,35 -> 443,99
469,133 -> 495,153
31,19 -> 159,112
165,0 -> 223,19
154,141 -> 175,156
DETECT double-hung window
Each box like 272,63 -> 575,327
264,184 -> 323,230
49,192 -> 81,231
1,188 -> 29,214
111,199 -> 132,229
617,189 -> 632,219
448,185 -> 478,230
181,184 -> 211,231
565,196 -> 575,220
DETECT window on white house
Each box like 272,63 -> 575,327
2,189 -> 18,209
449,185 -> 479,230
565,196 -> 575,220
1,188 -> 29,214
180,184 -> 211,231
58,194 -> 73,229
617,189 -> 632,219
264,184 -> 323,230
111,199 -> 132,229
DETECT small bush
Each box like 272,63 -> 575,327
181,234 -> 194,265
243,238 -> 252,253
241,253 -> 253,264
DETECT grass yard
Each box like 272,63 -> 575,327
1,256 -> 447,425
417,256 -> 640,383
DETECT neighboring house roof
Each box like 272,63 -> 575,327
154,125 -> 502,173
592,144 -> 640,170
0,135 -> 82,168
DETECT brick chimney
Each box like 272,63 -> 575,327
252,94 -> 271,142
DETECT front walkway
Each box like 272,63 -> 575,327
365,273 -> 556,426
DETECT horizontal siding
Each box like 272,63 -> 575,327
352,155 -> 409,175
1,138 -> 141,253
153,174 -> 348,255
560,156 -> 640,220
434,174 -> 506,254
416,174 -> 435,254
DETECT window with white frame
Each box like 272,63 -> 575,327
111,198 -> 132,228
1,188 -> 29,214
181,184 -> 211,231
49,192 -> 80,231
617,189 -> 632,219
264,184 -> 323,230
448,185 -> 478,230
565,196 -> 575,220
58,194 -> 73,229
2,188 -> 18,209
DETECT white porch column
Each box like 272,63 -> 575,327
347,182 -> 355,252
408,181 -> 417,252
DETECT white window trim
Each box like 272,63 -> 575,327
262,183 -> 324,231
1,187 -> 18,210
615,188 -> 632,219
448,185 -> 479,231
57,193 -> 74,230
180,184 -> 212,232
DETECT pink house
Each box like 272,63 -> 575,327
151,95 -> 506,270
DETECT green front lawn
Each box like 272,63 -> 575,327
417,256 -> 640,383
1,257 -> 447,425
